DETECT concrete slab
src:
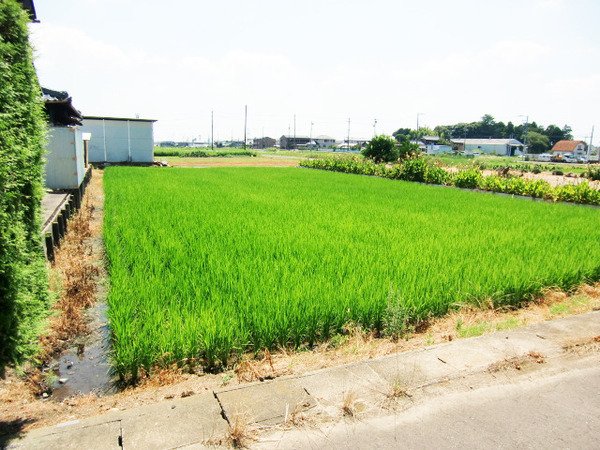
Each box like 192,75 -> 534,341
300,361 -> 386,404
216,379 -> 316,426
7,420 -> 121,450
118,394 -> 226,449
7,392 -> 226,450
41,191 -> 69,231
8,311 -> 600,449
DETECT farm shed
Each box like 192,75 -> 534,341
42,87 -> 89,190
452,138 -> 525,156
81,116 -> 157,163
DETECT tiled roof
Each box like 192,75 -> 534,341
551,140 -> 586,153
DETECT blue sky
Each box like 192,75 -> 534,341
30,0 -> 600,143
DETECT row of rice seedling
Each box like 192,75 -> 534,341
103,167 -> 600,378
153,147 -> 257,157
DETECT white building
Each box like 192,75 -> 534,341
451,138 -> 525,156
314,135 -> 336,148
81,116 -> 157,163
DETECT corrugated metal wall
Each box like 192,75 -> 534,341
44,127 -> 85,189
81,118 -> 154,163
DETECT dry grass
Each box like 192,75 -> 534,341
341,390 -> 359,417
226,413 -> 257,448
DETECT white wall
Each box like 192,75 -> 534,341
44,127 -> 85,189
81,118 -> 155,163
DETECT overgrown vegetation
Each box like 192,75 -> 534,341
154,147 -> 257,158
361,135 -> 420,163
104,167 -> 600,379
301,156 -> 600,205
0,0 -> 50,369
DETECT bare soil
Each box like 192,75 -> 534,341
1,167 -> 600,437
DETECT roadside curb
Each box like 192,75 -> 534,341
8,311 -> 600,449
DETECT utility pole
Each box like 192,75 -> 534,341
373,118 -> 377,137
310,121 -> 314,146
293,114 -> 296,150
244,105 -> 247,150
347,118 -> 351,150
211,110 -> 214,150
587,126 -> 594,161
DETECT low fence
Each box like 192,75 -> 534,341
42,167 -> 93,262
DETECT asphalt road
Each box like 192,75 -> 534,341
260,362 -> 600,449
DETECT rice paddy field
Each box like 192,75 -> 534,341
103,167 -> 600,378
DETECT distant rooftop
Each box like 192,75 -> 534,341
83,116 -> 157,123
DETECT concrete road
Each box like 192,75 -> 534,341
259,362 -> 600,449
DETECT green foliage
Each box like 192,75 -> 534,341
525,131 -> 550,154
397,140 -> 421,160
104,167 -> 600,378
453,168 -> 483,189
398,155 -> 427,182
301,157 -> 600,206
0,0 -> 50,368
362,135 -> 399,162
430,114 -> 573,144
154,147 -> 257,158
585,166 -> 600,181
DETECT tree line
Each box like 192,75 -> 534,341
393,114 -> 574,153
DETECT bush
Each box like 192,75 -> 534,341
397,141 -> 421,160
424,162 -> 452,185
585,166 -> 600,181
362,135 -> 398,162
454,168 -> 483,189
552,169 -> 564,176
0,0 -> 50,368
399,155 -> 428,182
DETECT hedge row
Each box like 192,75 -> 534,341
300,156 -> 600,206
0,0 -> 50,368
154,148 -> 257,158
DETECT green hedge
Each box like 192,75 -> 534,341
0,0 -> 50,368
300,157 -> 600,206
154,147 -> 257,158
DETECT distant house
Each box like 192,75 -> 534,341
42,88 -> 89,190
551,140 -> 587,158
314,135 -> 336,148
253,137 -> 276,149
451,138 -> 525,156
280,135 -> 311,149
80,116 -> 156,163
420,136 -> 452,154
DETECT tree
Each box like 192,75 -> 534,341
362,135 -> 399,162
392,128 -> 411,143
0,0 -> 50,369
525,131 -> 550,154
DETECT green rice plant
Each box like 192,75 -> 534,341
104,167 -> 600,378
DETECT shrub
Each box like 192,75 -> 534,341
424,162 -> 452,185
585,166 -> 600,181
397,141 -> 421,161
362,135 -> 398,162
0,0 -> 50,368
454,168 -> 483,189
552,169 -> 564,176
399,155 -> 428,182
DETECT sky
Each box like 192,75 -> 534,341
29,0 -> 600,144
